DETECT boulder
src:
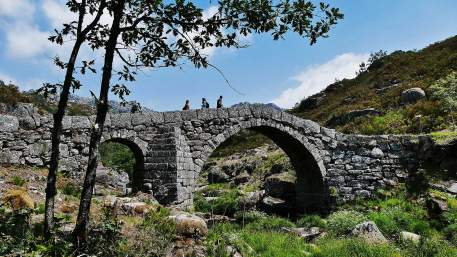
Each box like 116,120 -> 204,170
448,183 -> 457,195
401,88 -> 426,105
261,196 -> 290,214
233,171 -> 250,185
170,213 -> 208,237
371,148 -> 384,158
426,197 -> 448,217
351,221 -> 387,244
226,246 -> 242,257
400,231 -> 421,244
282,227 -> 322,241
95,164 -> 130,190
120,202 -> 150,215
239,190 -> 265,210
269,163 -> 284,174
207,167 -> 229,183
194,212 -> 235,226
326,108 -> 382,127
264,172 -> 296,199
298,93 -> 326,110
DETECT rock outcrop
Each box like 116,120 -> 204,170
351,221 -> 387,243
401,88 -> 426,105
326,108 -> 383,127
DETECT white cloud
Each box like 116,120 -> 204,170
43,0 -> 113,29
272,53 -> 369,109
0,0 -> 35,18
5,22 -> 51,59
43,0 -> 74,28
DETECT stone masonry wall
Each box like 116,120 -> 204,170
0,103 -> 419,209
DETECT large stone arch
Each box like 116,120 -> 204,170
99,137 -> 146,193
193,119 -> 329,213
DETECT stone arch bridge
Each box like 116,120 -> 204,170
0,104 -> 418,211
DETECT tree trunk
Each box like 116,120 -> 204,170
44,38 -> 84,239
73,1 -> 125,243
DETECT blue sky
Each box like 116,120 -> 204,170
0,0 -> 456,111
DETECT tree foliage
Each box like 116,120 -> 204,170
430,72 -> 457,112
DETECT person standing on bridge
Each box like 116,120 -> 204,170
201,98 -> 210,109
217,95 -> 223,108
182,100 -> 190,111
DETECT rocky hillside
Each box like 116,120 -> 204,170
292,35 -> 457,135
0,80 -> 152,115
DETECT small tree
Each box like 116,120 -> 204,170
356,50 -> 387,75
40,0 -> 107,239
430,71 -> 457,129
72,0 -> 343,242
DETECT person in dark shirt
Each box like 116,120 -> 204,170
182,100 -> 190,110
216,95 -> 223,108
201,98 -> 209,109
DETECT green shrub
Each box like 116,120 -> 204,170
443,223 -> 457,245
0,209 -> 35,255
358,111 -> 408,135
326,210 -> 367,236
35,203 -> 46,214
82,207 -> 123,256
10,176 -> 26,187
0,82 -> 30,106
296,214 -> 327,229
61,182 -> 81,197
399,237 -> 457,257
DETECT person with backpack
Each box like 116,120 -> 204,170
216,95 -> 223,108
182,100 -> 190,110
201,98 -> 210,109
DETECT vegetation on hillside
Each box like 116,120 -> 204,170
99,142 -> 136,179
0,80 -> 94,115
292,35 -> 457,135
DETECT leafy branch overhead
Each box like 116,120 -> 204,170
51,0 -> 341,85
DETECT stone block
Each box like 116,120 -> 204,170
163,111 -> 182,123
0,115 -> 19,132
71,116 -> 91,129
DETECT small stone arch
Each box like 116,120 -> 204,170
99,137 -> 145,193
197,120 -> 329,213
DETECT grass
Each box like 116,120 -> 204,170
326,210 -> 367,236
314,238 -> 400,257
194,187 -> 242,216
428,131 -> 457,144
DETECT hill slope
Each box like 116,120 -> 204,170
292,35 -> 457,135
